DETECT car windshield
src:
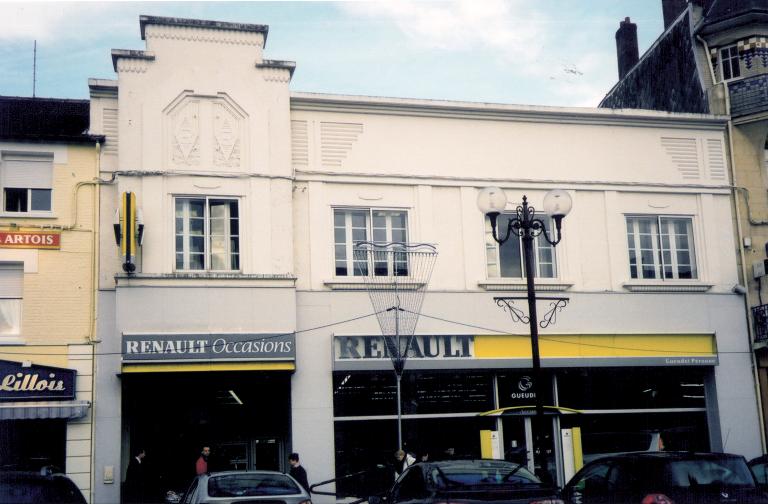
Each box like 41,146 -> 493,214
430,461 -> 541,489
663,458 -> 756,488
208,473 -> 300,497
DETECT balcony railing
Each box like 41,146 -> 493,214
753,304 -> 768,343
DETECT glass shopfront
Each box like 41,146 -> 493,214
332,366 -> 713,494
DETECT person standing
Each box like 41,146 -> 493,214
394,449 -> 415,480
125,447 -> 146,503
288,452 -> 310,493
196,446 -> 211,476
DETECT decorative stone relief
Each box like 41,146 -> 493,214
164,92 -> 247,171
291,120 -> 309,167
171,101 -> 201,166
321,122 -> 364,168
213,103 -> 240,167
145,25 -> 264,47
661,136 -> 700,180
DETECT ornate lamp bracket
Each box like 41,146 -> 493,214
494,296 -> 570,329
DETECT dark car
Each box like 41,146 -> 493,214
562,451 -> 768,504
368,459 -> 563,504
0,471 -> 87,504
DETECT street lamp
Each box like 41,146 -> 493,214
477,187 -> 572,418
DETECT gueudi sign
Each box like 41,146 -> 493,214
0,230 -> 61,249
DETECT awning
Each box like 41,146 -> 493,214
478,405 -> 582,417
0,400 -> 91,420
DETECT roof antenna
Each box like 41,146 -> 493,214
32,40 -> 37,98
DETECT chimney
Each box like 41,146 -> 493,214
615,17 -> 639,80
662,0 -> 688,28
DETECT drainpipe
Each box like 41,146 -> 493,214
723,79 -> 768,453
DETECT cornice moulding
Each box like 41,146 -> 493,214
144,25 -> 265,47
290,93 -> 728,130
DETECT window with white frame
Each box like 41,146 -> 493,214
626,216 -> 697,280
1,153 -> 53,213
485,214 -> 557,279
0,263 -> 23,338
719,45 -> 741,81
175,197 -> 239,271
334,208 -> 408,276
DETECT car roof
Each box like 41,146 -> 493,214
600,451 -> 744,461
0,471 -> 74,480
203,470 -> 287,477
421,459 -> 519,467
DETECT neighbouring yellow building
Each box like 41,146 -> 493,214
0,96 -> 103,502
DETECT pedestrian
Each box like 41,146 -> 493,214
124,447 -> 146,503
196,446 -> 211,476
288,452 -> 310,493
394,449 -> 415,480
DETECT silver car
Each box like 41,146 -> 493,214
179,470 -> 311,504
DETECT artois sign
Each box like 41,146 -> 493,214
0,230 -> 61,249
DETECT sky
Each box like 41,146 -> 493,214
0,1 -> 665,108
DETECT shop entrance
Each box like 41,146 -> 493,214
122,371 -> 291,501
217,438 -> 284,471
498,415 -> 558,486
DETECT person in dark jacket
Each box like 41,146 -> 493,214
124,447 -> 146,503
288,452 -> 310,492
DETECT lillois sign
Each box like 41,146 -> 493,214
0,360 -> 76,401
0,230 -> 61,249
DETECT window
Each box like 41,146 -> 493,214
485,214 -> 556,278
1,153 -> 53,213
719,45 -> 741,81
175,197 -> 239,271
0,263 -> 23,338
626,216 -> 697,280
333,208 -> 407,276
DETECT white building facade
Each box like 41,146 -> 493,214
89,16 -> 762,503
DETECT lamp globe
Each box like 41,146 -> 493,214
477,187 -> 508,214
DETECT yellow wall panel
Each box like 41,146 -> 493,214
474,334 -> 716,359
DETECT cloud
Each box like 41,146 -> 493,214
340,0 -> 549,72
0,2 -> 136,42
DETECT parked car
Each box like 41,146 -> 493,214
368,459 -> 563,504
562,451 -> 768,504
179,470 -> 311,504
0,470 -> 87,504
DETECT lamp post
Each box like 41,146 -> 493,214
477,188 -> 572,419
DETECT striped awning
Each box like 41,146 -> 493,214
0,400 -> 90,420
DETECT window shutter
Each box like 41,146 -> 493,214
1,154 -> 53,189
0,263 -> 23,298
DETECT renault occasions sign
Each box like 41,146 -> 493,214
122,333 -> 296,362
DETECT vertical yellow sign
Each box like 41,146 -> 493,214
120,191 -> 137,272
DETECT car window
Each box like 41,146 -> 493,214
664,458 -> 756,488
751,461 -> 768,485
392,467 -> 427,503
429,462 -> 540,488
569,460 -> 615,498
0,475 -> 86,504
208,473 -> 300,497
181,478 -> 198,504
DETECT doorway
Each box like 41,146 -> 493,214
216,438 -> 284,472
121,371 -> 291,501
